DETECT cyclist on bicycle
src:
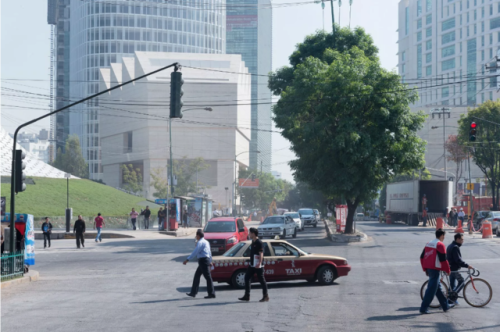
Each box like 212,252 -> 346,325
447,233 -> 473,305
419,229 -> 452,314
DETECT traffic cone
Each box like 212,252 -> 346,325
482,221 -> 493,239
454,219 -> 464,233
436,217 -> 444,230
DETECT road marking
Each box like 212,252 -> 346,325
383,280 -> 418,285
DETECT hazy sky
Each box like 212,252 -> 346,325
1,0 -> 401,183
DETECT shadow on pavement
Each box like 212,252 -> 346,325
131,298 -> 187,304
366,313 -> 422,321
179,301 -> 246,308
176,281 -> 338,294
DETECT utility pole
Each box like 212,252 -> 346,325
431,107 -> 451,179
261,161 -> 263,174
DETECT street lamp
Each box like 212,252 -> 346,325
65,173 -> 71,233
233,150 -> 260,216
225,187 -> 229,215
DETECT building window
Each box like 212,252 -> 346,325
402,63 -> 406,73
417,31 -> 422,41
417,19 -> 422,29
417,0 -> 422,16
482,50 -> 485,61
442,18 -> 455,31
402,51 -> 406,61
426,39 -> 432,50
442,45 -> 455,57
426,13 -> 432,25
442,31 -> 456,44
405,7 -> 409,35
426,27 -> 432,37
490,91 -> 493,100
482,21 -> 485,33
426,65 -> 432,76
442,87 -> 450,99
490,17 -> 500,30
426,0 -> 432,12
482,35 -> 485,47
442,58 -> 456,71
417,44 -> 423,78
426,52 -> 432,63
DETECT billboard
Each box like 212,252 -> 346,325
239,178 -> 259,188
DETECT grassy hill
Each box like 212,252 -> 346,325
1,177 -> 160,218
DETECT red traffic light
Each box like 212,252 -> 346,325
471,122 -> 477,128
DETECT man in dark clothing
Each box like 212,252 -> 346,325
157,207 -> 166,230
73,215 -> 86,249
41,217 -> 53,249
238,228 -> 269,302
447,233 -> 473,305
143,206 -> 151,229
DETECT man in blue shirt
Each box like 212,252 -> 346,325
183,229 -> 215,298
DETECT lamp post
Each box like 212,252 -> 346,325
233,150 -> 260,216
225,187 -> 229,215
65,173 -> 71,233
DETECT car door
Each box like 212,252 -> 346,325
268,242 -> 308,280
236,219 -> 247,241
241,242 -> 274,279
286,217 -> 295,233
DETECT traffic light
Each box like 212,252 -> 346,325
15,149 -> 26,193
170,71 -> 183,118
469,122 -> 477,142
251,173 -> 256,181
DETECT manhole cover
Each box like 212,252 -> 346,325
383,280 -> 418,285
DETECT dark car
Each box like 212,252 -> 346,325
473,210 -> 493,230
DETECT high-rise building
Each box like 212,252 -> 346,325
47,0 -> 71,156
226,0 -> 272,172
398,0 -> 500,194
66,0 -> 226,180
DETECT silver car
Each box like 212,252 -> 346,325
484,211 -> 500,234
258,215 -> 297,239
284,212 -> 304,231
298,208 -> 317,228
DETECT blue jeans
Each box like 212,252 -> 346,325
420,269 -> 450,312
96,227 -> 102,241
449,270 -> 464,292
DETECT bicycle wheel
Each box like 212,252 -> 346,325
463,278 -> 492,307
420,280 -> 448,308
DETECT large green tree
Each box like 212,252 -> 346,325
458,100 -> 500,210
281,181 -> 327,213
238,169 -> 291,212
270,28 -> 426,233
121,164 -> 143,194
52,135 -> 89,178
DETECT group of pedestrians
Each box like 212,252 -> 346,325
419,229 -> 473,314
41,214 -> 105,249
183,227 -> 269,302
129,206 -> 152,230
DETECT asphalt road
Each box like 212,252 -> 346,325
2,220 -> 500,332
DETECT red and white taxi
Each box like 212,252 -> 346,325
203,217 -> 249,255
211,240 -> 351,288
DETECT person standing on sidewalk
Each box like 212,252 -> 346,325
448,209 -> 456,227
422,208 -> 428,227
143,206 -> 151,229
447,233 -> 473,305
458,208 -> 465,225
238,227 -> 269,302
94,213 -> 105,242
158,207 -> 166,230
419,229 -> 453,314
130,208 -> 139,230
73,215 -> 86,249
184,229 -> 215,299
41,217 -> 53,249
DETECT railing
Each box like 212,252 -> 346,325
1,250 -> 25,282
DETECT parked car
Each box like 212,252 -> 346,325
356,213 -> 365,221
313,209 -> 321,222
211,239 -> 351,288
473,210 -> 493,230
204,217 -> 248,255
284,212 -> 304,231
298,208 -> 317,227
484,211 -> 500,233
258,215 -> 297,239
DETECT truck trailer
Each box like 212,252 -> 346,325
386,180 -> 453,226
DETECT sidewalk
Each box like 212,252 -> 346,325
1,270 -> 39,289
35,227 -> 198,240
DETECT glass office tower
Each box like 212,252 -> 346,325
68,0 -> 226,180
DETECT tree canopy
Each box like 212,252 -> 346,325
270,28 -> 426,233
52,135 -> 89,178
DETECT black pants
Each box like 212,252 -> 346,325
244,267 -> 268,296
144,217 -> 150,229
190,258 -> 215,296
131,218 -> 137,230
43,233 -> 51,248
76,232 -> 85,248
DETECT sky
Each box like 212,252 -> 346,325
0,0 -> 401,183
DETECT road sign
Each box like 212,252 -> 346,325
466,183 -> 475,190
155,199 -> 168,204
239,178 -> 259,188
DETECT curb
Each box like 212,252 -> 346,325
323,220 -> 369,243
159,229 -> 197,238
1,270 -> 39,289
35,232 -> 134,240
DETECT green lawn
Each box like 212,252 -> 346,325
1,177 -> 160,218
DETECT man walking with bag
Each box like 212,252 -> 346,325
183,229 -> 215,299
73,215 -> 86,249
238,228 -> 269,302
41,217 -> 53,249
419,229 -> 453,314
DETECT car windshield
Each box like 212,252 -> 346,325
285,213 -> 300,218
479,211 -> 492,218
204,221 -> 236,232
491,212 -> 500,218
223,242 -> 246,257
262,216 -> 284,224
299,209 -> 313,215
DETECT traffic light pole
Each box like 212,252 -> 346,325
8,61 -> 179,253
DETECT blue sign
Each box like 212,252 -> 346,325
24,214 -> 35,265
155,199 -> 168,204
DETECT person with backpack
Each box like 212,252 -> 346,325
419,229 -> 453,314
41,217 -> 53,249
73,215 -> 86,249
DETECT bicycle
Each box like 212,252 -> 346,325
420,268 -> 492,308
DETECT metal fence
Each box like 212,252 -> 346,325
1,250 -> 25,282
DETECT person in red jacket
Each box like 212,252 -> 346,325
419,228 -> 453,314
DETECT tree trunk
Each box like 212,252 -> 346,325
344,198 -> 360,234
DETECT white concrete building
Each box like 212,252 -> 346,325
397,0 -> 500,196
99,52 -> 251,208
18,139 -> 50,164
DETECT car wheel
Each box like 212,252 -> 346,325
306,278 -> 316,283
497,228 -> 500,237
280,229 -> 287,239
231,270 -> 247,289
292,228 -> 297,238
317,265 -> 336,285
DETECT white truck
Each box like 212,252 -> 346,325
385,180 -> 453,226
